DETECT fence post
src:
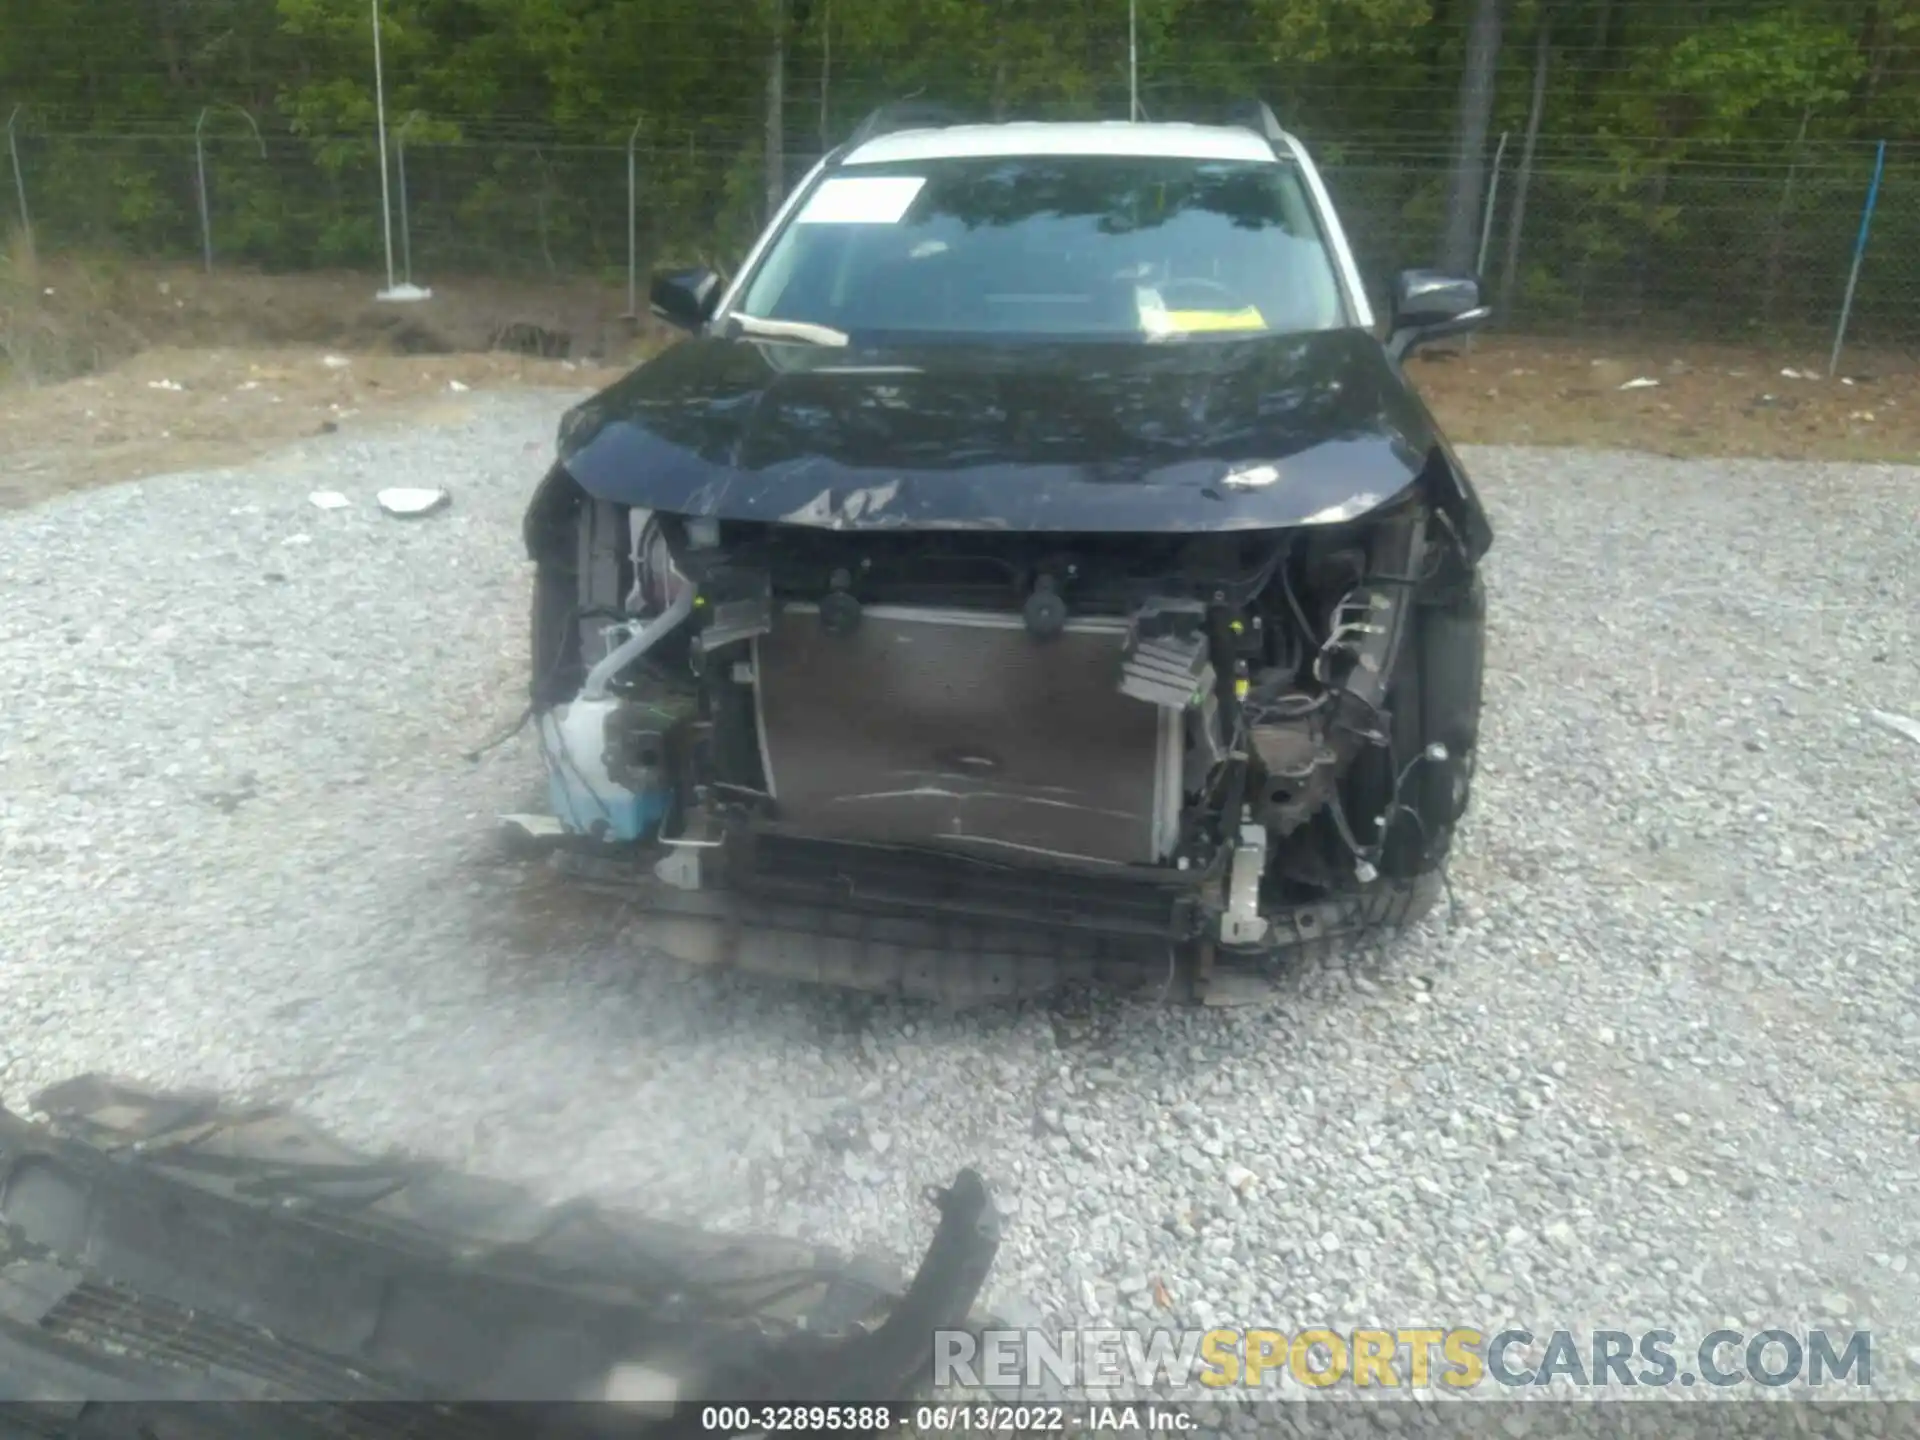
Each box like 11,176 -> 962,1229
625,117 -> 644,318
531,147 -> 556,276
1499,16 -> 1552,324
395,111 -> 422,286
5,106 -> 30,260
195,105 -> 266,274
1762,107 -> 1811,328
1828,140 -> 1886,379
1475,130 -> 1509,278
194,109 -> 215,273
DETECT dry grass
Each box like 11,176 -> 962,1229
0,249 -> 663,387
0,246 -> 266,385
1410,336 -> 1920,464
0,249 -> 673,506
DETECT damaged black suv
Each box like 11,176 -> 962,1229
520,102 -> 1492,1004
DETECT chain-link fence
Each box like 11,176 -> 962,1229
5,117 -> 1916,351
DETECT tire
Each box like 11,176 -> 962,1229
1414,572 -> 1487,836
1343,572 -> 1485,880
529,562 -> 579,708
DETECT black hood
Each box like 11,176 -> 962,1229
555,328 -> 1458,534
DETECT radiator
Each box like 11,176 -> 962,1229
752,604 -> 1182,867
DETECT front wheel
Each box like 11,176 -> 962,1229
1342,573 -> 1486,880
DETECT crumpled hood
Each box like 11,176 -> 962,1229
556,328 -> 1452,533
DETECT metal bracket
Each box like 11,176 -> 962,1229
1219,821 -> 1270,947
654,847 -> 703,891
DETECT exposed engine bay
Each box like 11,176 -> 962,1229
521,468 -> 1487,1003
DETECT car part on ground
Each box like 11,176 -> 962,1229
0,1077 -> 999,1432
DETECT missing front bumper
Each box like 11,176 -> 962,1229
545,833 -> 1444,1005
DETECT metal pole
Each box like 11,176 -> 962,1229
625,117 -> 644,318
372,0 -> 397,294
1829,139 -> 1887,379
1499,21 -> 1551,322
818,0 -> 831,152
195,109 -> 214,273
395,112 -> 420,286
1763,107 -> 1811,327
7,106 -> 33,257
1475,129 -> 1509,277
1128,0 -> 1140,122
396,142 -> 411,285
191,106 -> 265,276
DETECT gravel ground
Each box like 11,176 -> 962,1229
3,392 -> 1919,1423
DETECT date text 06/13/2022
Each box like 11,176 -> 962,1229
910,1405 -> 1194,1433
696,1404 -> 1193,1432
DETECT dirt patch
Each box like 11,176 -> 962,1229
0,256 -> 647,507
0,344 -> 632,509
1407,335 -> 1920,463
2,255 -> 1916,509
1,252 -> 654,378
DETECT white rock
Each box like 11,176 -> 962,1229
376,487 -> 451,518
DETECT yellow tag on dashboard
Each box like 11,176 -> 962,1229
1159,306 -> 1268,333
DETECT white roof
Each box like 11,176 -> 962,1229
843,121 -> 1282,167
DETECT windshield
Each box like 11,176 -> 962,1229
735,153 -> 1348,341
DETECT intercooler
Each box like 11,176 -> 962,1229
752,604 -> 1183,867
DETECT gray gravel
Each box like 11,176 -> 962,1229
3,392 -> 1919,1418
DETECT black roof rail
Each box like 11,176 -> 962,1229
1162,99 -> 1287,143
1228,100 -> 1287,143
845,101 -> 975,149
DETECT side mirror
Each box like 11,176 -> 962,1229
1386,269 -> 1490,361
649,268 -> 724,333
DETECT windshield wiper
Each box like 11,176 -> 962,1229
728,313 -> 850,347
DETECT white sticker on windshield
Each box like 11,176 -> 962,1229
796,175 -> 926,225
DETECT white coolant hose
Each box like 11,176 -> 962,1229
578,587 -> 697,702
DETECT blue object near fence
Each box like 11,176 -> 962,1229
1828,139 -> 1886,378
